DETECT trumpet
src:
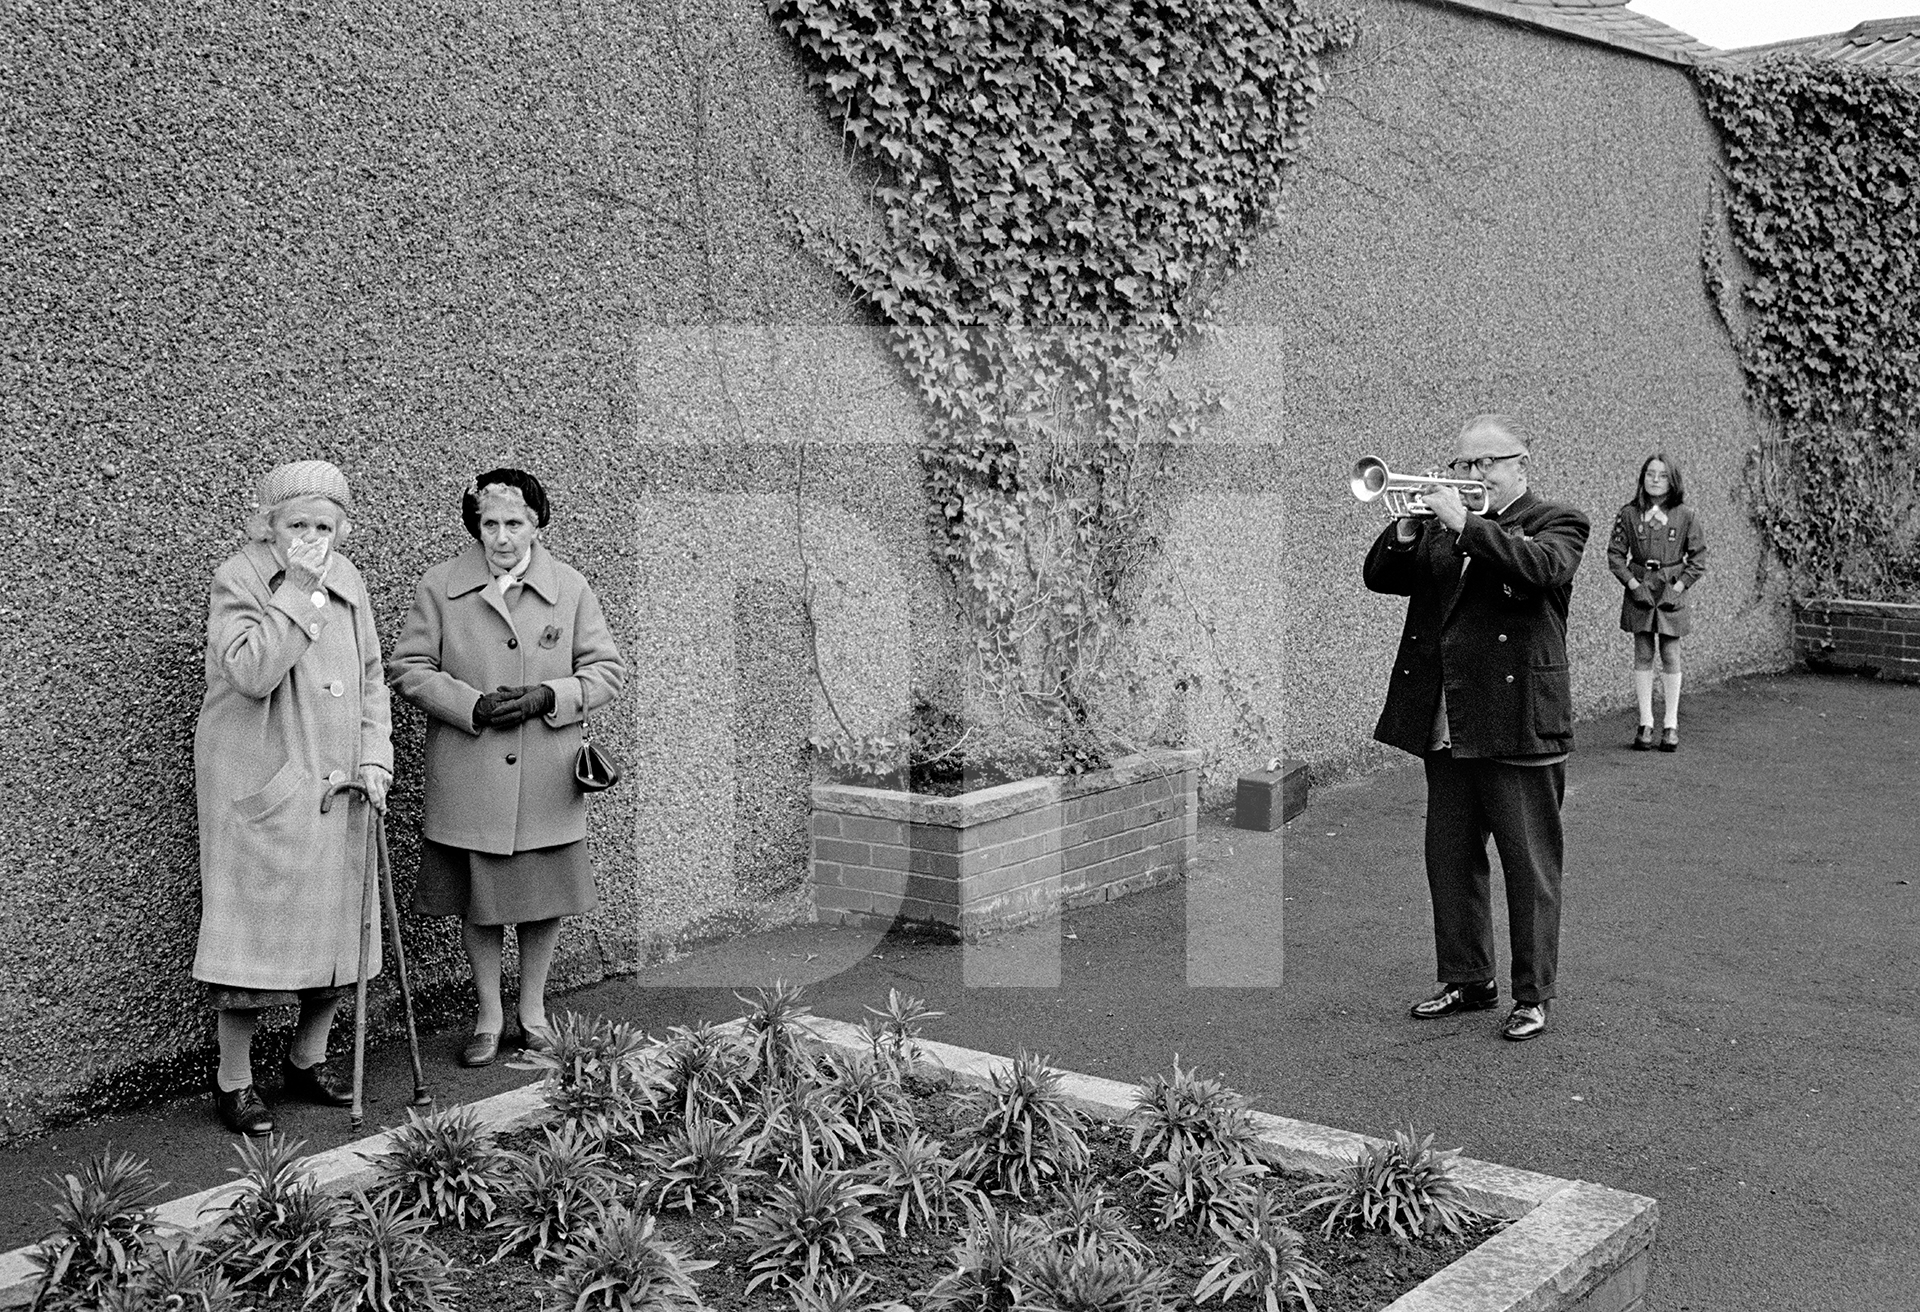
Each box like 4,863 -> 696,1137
1349,456 -> 1489,518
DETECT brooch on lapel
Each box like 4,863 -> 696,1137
539,625 -> 563,649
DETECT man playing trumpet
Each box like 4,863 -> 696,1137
1361,415 -> 1589,1041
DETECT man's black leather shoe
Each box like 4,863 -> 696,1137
214,1084 -> 275,1136
281,1057 -> 354,1107
1502,1002 -> 1549,1041
1410,980 -> 1498,1019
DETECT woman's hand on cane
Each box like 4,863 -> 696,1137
360,763 -> 392,812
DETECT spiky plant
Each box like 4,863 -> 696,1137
1130,1056 -> 1261,1166
917,1198 -> 1048,1312
548,1204 -> 715,1312
957,1052 -> 1089,1200
643,1110 -> 763,1218
1040,1178 -> 1146,1256
491,1122 -> 624,1268
1134,1144 -> 1268,1237
859,988 -> 945,1073
822,1048 -> 917,1152
1195,1188 -> 1327,1312
26,1149 -> 164,1311
869,1132 -> 972,1237
1292,1125 -> 1482,1241
370,1105 -> 512,1230
737,980 -> 820,1090
509,1011 -> 662,1126
205,1133 -> 338,1297
127,1241 -> 246,1312
658,1020 -> 757,1122
1018,1236 -> 1181,1312
786,1269 -> 913,1312
312,1189 -> 458,1312
746,1085 -> 865,1178
734,1157 -> 888,1293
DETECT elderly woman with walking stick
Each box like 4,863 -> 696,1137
388,468 -> 624,1068
193,460 -> 393,1137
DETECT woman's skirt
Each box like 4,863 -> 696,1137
203,983 -> 352,1012
414,838 -> 597,925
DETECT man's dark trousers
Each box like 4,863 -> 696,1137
1422,749 -> 1564,1005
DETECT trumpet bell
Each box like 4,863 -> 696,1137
1350,456 -> 1391,502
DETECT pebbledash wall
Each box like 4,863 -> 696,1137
0,0 -> 1788,1132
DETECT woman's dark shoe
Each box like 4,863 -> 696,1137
459,1032 -> 500,1068
1410,980 -> 1498,1019
213,1084 -> 275,1137
1631,725 -> 1655,751
513,1018 -> 555,1054
1659,727 -> 1679,752
281,1057 -> 354,1107
1501,1002 -> 1550,1042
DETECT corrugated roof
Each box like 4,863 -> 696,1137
1722,17 -> 1920,72
1429,0 -> 1719,67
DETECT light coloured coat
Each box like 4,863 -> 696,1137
193,542 -> 394,990
387,543 -> 624,855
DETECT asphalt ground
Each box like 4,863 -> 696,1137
4,671 -> 1915,1312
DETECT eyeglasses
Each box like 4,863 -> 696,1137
1447,452 -> 1525,476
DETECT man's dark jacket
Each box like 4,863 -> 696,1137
1363,489 -> 1590,759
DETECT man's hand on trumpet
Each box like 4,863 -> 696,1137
1422,483 -> 1471,533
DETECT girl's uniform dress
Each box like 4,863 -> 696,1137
1607,501 -> 1707,638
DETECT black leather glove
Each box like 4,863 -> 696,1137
473,690 -> 520,731
496,683 -> 556,725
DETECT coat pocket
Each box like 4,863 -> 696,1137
232,758 -> 305,823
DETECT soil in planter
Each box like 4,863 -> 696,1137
241,1084 -> 1501,1312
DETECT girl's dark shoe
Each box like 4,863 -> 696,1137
214,1084 -> 275,1137
281,1057 -> 354,1107
1631,725 -> 1655,751
1410,980 -> 1498,1018
1659,727 -> 1679,752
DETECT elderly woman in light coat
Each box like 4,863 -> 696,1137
388,468 -> 623,1068
194,460 -> 393,1137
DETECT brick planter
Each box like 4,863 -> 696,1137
811,748 -> 1201,939
1793,598 -> 1920,683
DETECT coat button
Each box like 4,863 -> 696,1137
311,591 -> 326,608
328,769 -> 346,785
1401,668 -> 1411,676
506,753 -> 518,765
307,623 -> 320,637
1505,674 -> 1515,683
1498,634 -> 1508,643
507,637 -> 519,649
328,681 -> 344,697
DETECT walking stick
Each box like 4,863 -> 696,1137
322,779 -> 378,1129
373,815 -> 433,1111
323,780 -> 433,1126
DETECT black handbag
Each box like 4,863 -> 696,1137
573,722 -> 623,793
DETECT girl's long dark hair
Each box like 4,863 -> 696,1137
1633,453 -> 1684,510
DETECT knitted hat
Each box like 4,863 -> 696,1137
256,460 -> 353,513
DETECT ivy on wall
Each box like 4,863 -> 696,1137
1697,57 -> 1920,601
770,0 -> 1353,775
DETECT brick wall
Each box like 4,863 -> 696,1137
1793,600 -> 1920,683
812,751 -> 1201,939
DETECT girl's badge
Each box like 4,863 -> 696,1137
539,625 -> 563,649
